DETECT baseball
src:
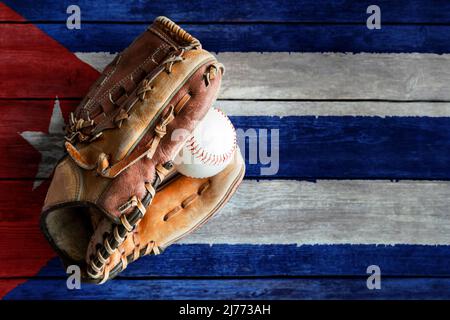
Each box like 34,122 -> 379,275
174,107 -> 237,178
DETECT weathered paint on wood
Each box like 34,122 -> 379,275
0,7 -> 99,99
217,52 -> 450,100
0,280 -> 27,299
35,244 -> 450,278
0,221 -> 53,277
2,178 -> 450,287
0,180 -> 48,221
77,52 -> 450,101
234,115 -> 450,179
23,23 -> 450,53
4,278 -> 450,300
4,102 -> 450,179
0,99 -> 73,179
2,180 -> 450,246
2,0 -> 450,301
219,100 -> 450,117
4,49 -> 450,101
182,180 -> 450,245
3,0 -> 450,23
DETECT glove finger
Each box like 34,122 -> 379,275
101,149 -> 245,281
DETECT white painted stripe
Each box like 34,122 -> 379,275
180,180 -> 450,245
75,52 -> 450,101
217,100 -> 450,117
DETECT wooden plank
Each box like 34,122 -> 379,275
0,17 -> 99,99
0,221 -> 54,278
10,23 -> 450,53
0,99 -> 74,179
217,52 -> 450,100
2,180 -> 450,246
0,279 -> 27,299
2,178 -> 450,280
4,100 -> 450,179
4,278 -> 450,300
3,3 -> 450,99
0,180 -> 48,221
183,180 -> 450,245
231,115 -> 450,179
77,52 -> 450,101
3,0 -> 450,23
4,48 -> 450,101
34,244 -> 450,278
219,100 -> 450,117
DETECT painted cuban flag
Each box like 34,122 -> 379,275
1,0 -> 450,299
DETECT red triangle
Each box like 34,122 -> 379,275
0,2 -> 100,98
0,4 -> 101,298
0,2 -> 25,21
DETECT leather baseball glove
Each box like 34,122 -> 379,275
40,16 -> 245,284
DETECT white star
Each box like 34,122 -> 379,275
20,97 -> 66,190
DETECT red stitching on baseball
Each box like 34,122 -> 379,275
187,108 -> 236,166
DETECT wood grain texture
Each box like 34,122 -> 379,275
2,0 -> 450,300
0,180 -> 48,221
4,278 -> 450,300
0,11 -> 99,99
3,0 -> 450,23
219,100 -> 450,117
4,100 -> 450,179
2,180 -> 450,245
230,115 -> 450,179
77,52 -> 450,101
5,50 -> 450,100
0,99 -> 73,179
35,244 -> 450,278
182,180 -> 450,245
6,103 -> 450,179
23,23 -> 450,53
0,280 -> 28,299
0,221 -> 53,278
217,52 -> 450,100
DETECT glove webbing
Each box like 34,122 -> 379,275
87,161 -> 173,283
86,90 -> 191,282
110,180 -> 211,279
65,41 -> 194,145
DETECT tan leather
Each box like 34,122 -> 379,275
40,17 -> 237,284
66,49 -> 215,172
96,59 -> 223,220
87,149 -> 245,282
44,157 -> 111,207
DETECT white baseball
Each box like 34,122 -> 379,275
174,107 -> 237,178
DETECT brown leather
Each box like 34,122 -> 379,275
87,150 -> 245,282
96,57 -> 222,220
40,17 -> 233,284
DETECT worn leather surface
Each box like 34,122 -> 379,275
40,17 -> 234,283
87,149 -> 245,281
97,58 -> 221,220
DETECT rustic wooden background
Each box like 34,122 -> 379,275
1,0 -> 450,299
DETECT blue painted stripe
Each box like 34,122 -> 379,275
230,116 -> 450,179
5,278 -> 450,300
3,0 -> 450,23
8,115 -> 450,180
28,23 -> 450,53
7,244 -> 450,300
36,244 -> 450,277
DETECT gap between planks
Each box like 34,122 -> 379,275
3,98 -> 450,117
4,278 -> 450,300
75,52 -> 450,101
3,0 -> 450,24
1,180 -> 450,245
